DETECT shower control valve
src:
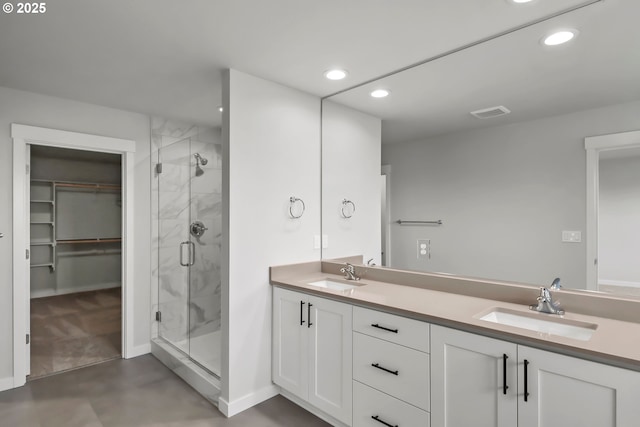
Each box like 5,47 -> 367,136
190,221 -> 208,238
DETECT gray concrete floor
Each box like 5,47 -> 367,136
0,354 -> 330,427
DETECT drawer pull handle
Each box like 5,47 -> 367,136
371,323 -> 398,333
308,303 -> 313,328
503,354 -> 509,395
300,301 -> 305,326
371,415 -> 398,427
371,363 -> 398,376
523,359 -> 530,402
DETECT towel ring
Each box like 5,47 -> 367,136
341,199 -> 356,218
289,196 -> 305,219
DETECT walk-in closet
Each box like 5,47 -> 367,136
29,146 -> 122,379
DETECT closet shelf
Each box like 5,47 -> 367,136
56,182 -> 121,191
57,238 -> 122,244
30,242 -> 55,246
30,263 -> 54,268
30,221 -> 54,225
30,200 -> 54,203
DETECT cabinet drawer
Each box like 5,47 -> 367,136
353,332 -> 430,411
354,380 -> 430,427
353,306 -> 429,352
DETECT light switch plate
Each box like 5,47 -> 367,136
313,235 -> 321,249
562,230 -> 582,243
322,234 -> 328,249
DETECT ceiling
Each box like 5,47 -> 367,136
0,0 -> 600,127
328,0 -> 640,144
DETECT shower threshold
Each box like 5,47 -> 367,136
151,337 -> 221,406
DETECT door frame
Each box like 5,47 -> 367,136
584,129 -> 640,291
381,165 -> 391,267
12,123 -> 136,388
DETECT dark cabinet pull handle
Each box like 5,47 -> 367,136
503,354 -> 509,395
307,303 -> 312,328
371,323 -> 399,333
524,359 -> 530,402
300,301 -> 305,326
371,415 -> 398,427
371,363 -> 398,376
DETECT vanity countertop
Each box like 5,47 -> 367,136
270,260 -> 640,371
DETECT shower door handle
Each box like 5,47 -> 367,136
188,241 -> 196,266
180,241 -> 190,266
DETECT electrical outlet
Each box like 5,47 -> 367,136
417,239 -> 430,260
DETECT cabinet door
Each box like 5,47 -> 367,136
272,287 -> 308,400
518,345 -> 640,427
431,325 -> 518,427
308,295 -> 353,425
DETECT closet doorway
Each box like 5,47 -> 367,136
29,146 -> 123,378
12,124 -> 136,388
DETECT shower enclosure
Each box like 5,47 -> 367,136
154,134 -> 222,378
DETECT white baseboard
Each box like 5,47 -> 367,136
218,384 -> 280,417
31,282 -> 121,299
279,389 -> 349,427
0,376 -> 15,392
599,279 -> 640,288
127,342 -> 151,358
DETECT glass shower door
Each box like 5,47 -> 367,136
157,137 -> 191,354
187,138 -> 222,376
156,134 -> 222,377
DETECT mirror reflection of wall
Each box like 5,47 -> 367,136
321,100 -> 381,263
321,0 -> 640,295
598,148 -> 640,296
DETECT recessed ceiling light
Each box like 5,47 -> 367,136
324,69 -> 348,80
218,106 -> 224,112
543,30 -> 577,46
510,0 -> 534,3
370,89 -> 390,98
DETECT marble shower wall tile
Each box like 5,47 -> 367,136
151,117 -> 199,140
152,119 -> 223,347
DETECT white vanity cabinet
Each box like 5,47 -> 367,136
352,306 -> 431,427
272,287 -> 352,425
432,325 -> 640,427
518,345 -> 640,427
431,325 -> 517,427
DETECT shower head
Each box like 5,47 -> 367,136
194,153 -> 208,166
195,164 -> 205,177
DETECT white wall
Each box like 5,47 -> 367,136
322,100 -> 382,264
221,70 -> 321,415
0,86 -> 152,384
599,155 -> 640,285
382,100 -> 640,289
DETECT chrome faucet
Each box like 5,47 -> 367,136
550,277 -> 562,290
340,263 -> 360,281
529,287 -> 564,315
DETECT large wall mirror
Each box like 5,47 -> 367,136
321,0 -> 640,297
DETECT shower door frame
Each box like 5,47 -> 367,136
11,124 -> 136,389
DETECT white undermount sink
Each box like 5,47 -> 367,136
478,308 -> 597,341
307,279 -> 360,291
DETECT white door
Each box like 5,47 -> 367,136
272,287 -> 308,400
307,295 -> 353,425
431,325 -> 518,427
518,345 -> 640,427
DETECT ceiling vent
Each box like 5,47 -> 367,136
470,105 -> 511,119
